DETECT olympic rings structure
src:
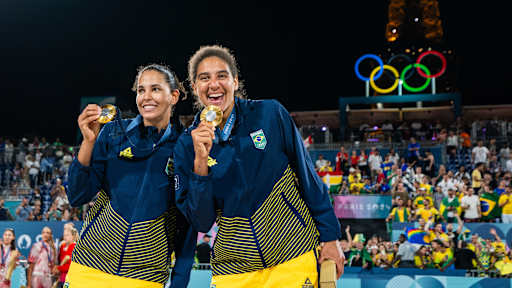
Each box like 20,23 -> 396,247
354,50 -> 446,94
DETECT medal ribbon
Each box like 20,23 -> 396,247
0,245 -> 10,265
214,107 -> 236,143
41,241 -> 52,264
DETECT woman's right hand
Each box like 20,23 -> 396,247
77,104 -> 101,144
191,122 -> 215,176
191,121 -> 215,160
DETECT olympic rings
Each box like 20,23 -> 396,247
401,64 -> 431,92
369,65 -> 399,94
355,54 -> 384,81
354,50 -> 446,93
415,50 -> 446,78
387,54 -> 415,80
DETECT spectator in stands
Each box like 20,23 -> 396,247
407,137 -> 421,164
29,187 -> 42,206
368,149 -> 382,181
391,182 -> 409,204
431,239 -> 455,272
15,196 -> 32,221
446,130 -> 458,155
437,173 -> 456,198
40,151 -> 55,183
27,226 -> 56,288
25,153 -> 40,188
3,139 -> 14,166
29,202 -> 44,221
454,240 -> 480,270
350,150 -> 358,168
335,146 -> 349,174
0,199 -> 13,221
499,142 -> 510,169
46,201 -> 62,221
341,226 -> 352,263
461,188 -> 481,223
495,180 -> 507,197
196,234 -> 212,264
472,162 -> 485,190
499,185 -> 512,223
388,148 -> 400,165
413,187 -> 433,209
454,165 -> 470,183
488,155 -> 500,176
506,154 -> 512,173
414,246 -> 433,269
423,151 -> 435,178
53,186 -> 69,212
414,198 -> 438,222
386,196 -> 410,223
50,178 -> 65,203
315,154 -> 331,172
348,168 -> 363,194
0,228 -> 20,287
439,187 -> 460,223
357,150 -> 369,177
459,130 -> 471,153
393,234 -> 416,268
348,237 -> 371,268
472,140 -> 490,165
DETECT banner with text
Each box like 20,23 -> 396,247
333,195 -> 392,219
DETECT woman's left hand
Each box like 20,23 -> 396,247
318,240 -> 345,279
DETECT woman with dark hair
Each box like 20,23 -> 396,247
0,228 -> 19,288
66,64 -> 196,288
175,45 -> 344,287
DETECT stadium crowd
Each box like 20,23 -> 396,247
315,118 -> 512,276
0,136 -> 91,222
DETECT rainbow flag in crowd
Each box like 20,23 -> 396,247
321,171 -> 343,194
406,227 -> 432,245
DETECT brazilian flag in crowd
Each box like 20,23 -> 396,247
480,191 -> 501,221
439,197 -> 461,222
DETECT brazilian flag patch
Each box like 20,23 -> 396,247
250,129 -> 267,150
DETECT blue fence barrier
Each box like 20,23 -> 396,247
164,267 -> 508,288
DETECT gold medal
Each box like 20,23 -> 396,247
98,104 -> 117,124
200,105 -> 223,127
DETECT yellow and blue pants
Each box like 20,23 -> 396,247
210,250 -> 318,288
64,262 -> 162,288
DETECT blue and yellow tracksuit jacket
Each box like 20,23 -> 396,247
67,115 -> 196,288
174,97 -> 342,276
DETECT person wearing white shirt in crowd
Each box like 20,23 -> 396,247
500,143 -> 511,170
506,154 -> 512,173
454,166 -> 470,183
446,130 -> 458,154
436,174 -> 452,198
315,154 -> 329,171
413,166 -> 425,184
368,149 -> 383,181
472,140 -> 490,165
461,188 -> 481,222
25,154 -> 40,188
388,148 -> 400,165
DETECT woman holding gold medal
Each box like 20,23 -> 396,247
66,64 -> 196,288
174,45 -> 344,288
0,228 -> 20,288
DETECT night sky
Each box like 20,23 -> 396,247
0,1 -> 509,144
